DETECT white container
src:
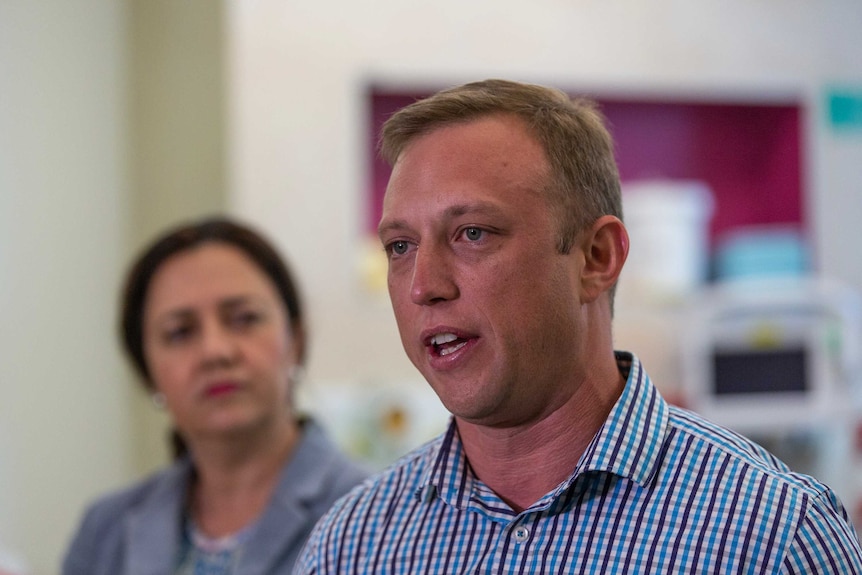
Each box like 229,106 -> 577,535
619,179 -> 714,304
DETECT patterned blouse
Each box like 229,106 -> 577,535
176,517 -> 257,575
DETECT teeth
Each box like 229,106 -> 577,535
431,333 -> 458,345
439,341 -> 467,356
431,333 -> 467,357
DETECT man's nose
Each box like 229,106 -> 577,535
409,243 -> 459,306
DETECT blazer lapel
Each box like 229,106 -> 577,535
239,489 -> 311,575
239,422 -> 344,575
124,459 -> 192,575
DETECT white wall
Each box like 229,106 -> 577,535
0,2 -> 133,573
226,0 -> 862,389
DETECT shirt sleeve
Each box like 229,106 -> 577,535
781,490 -> 862,574
293,535 -> 320,574
293,509 -> 328,575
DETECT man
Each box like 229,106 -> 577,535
296,79 -> 862,573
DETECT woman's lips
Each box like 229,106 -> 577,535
203,381 -> 241,398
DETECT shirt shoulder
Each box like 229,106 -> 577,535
668,405 -> 825,495
666,404 -> 862,567
294,434 -> 443,574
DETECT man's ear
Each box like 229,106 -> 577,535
579,215 -> 629,304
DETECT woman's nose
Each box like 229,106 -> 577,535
199,320 -> 239,367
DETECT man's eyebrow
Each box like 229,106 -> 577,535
377,218 -> 409,238
378,202 -> 505,238
443,202 -> 505,219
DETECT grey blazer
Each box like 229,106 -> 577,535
62,421 -> 367,575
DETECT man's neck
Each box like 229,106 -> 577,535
456,368 -> 626,513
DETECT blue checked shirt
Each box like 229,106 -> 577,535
296,352 -> 862,574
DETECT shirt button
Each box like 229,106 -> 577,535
513,526 -> 530,543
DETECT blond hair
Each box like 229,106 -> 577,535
380,79 -> 622,254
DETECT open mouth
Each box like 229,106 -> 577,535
429,332 -> 470,357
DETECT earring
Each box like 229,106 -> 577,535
151,392 -> 166,409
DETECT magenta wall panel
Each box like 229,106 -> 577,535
367,89 -> 803,249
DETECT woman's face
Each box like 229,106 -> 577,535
142,242 -> 300,442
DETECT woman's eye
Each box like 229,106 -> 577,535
463,227 -> 483,241
230,310 -> 262,328
163,325 -> 193,344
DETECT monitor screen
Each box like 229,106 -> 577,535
712,348 -> 808,395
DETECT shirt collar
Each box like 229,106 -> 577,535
574,351 -> 669,488
415,417 -> 471,509
415,352 -> 669,508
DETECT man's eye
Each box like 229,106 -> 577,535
388,240 -> 410,256
463,227 -> 483,241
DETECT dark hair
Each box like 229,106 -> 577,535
121,216 -> 306,387
381,79 -> 622,255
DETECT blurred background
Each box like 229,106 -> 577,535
2,1 -> 862,572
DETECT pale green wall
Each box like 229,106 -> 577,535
0,2 -> 133,573
0,1 -> 226,572
128,0 -> 227,247
126,0 -> 228,477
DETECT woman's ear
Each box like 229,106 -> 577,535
290,323 -> 307,366
579,215 -> 629,304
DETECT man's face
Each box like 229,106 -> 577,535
379,114 -> 590,428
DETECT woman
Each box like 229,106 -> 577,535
63,217 -> 367,574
